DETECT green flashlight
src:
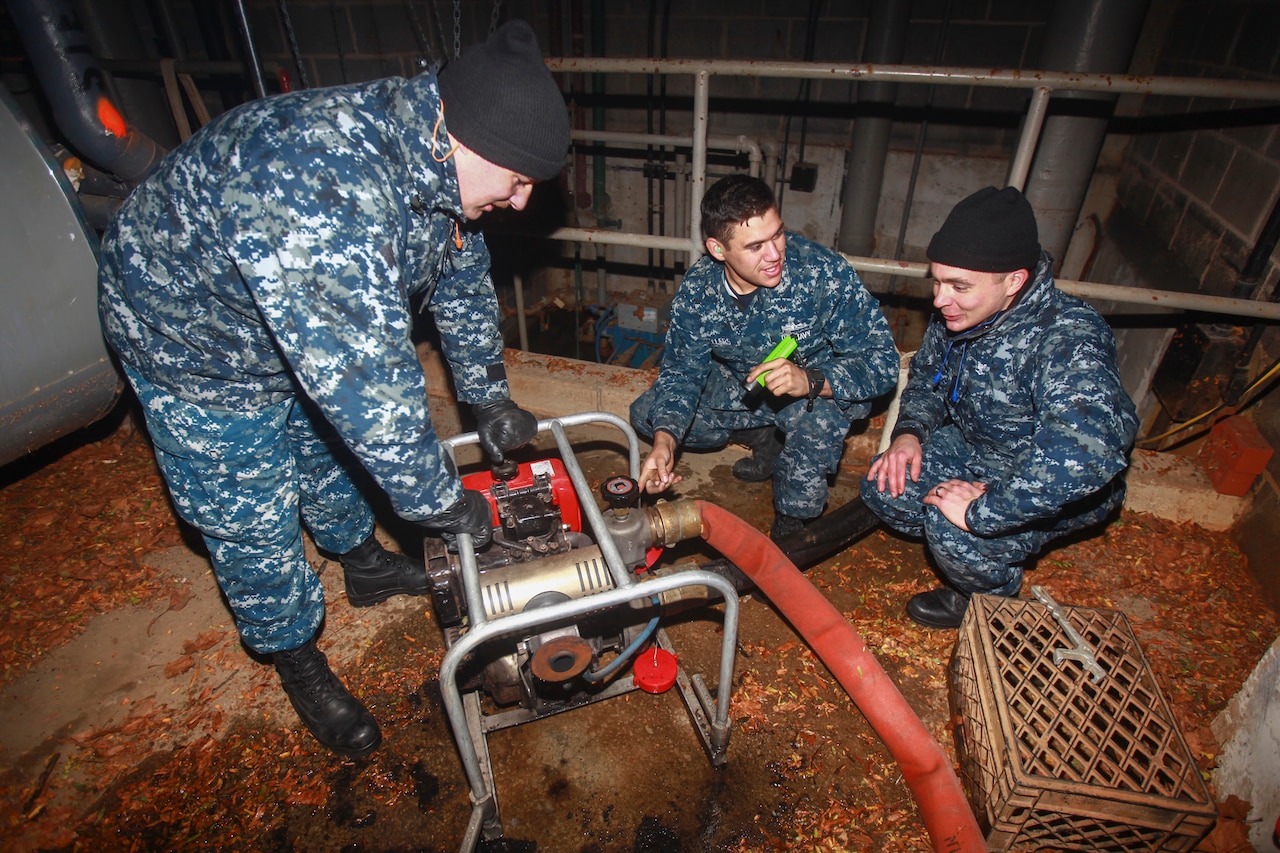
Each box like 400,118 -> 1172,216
755,336 -> 798,386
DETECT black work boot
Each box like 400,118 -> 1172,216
731,426 -> 784,482
905,587 -> 971,629
769,512 -> 806,542
274,639 -> 381,756
340,533 -> 428,607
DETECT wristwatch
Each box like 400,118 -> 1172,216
804,367 -> 826,412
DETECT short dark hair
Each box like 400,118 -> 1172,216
701,174 -> 777,244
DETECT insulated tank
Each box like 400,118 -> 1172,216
0,87 -> 120,467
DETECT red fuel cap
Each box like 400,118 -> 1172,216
633,647 -> 678,694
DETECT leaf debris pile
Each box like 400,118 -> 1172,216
0,413 -> 1275,851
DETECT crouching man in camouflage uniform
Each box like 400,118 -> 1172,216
861,186 -> 1138,629
97,21 -> 569,755
631,175 -> 899,540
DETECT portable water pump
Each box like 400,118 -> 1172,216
426,457 -> 659,710
430,412 -> 742,850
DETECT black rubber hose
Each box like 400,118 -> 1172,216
679,497 -> 883,597
774,496 -> 882,569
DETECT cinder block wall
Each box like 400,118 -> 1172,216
1110,0 -> 1280,610
1115,2 -> 1280,301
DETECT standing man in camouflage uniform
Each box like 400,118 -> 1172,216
98,21 -> 569,755
631,175 -> 899,540
861,186 -> 1138,628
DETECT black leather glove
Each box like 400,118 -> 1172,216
472,398 -> 538,465
421,490 -> 493,551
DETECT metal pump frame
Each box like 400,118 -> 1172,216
438,412 -> 741,851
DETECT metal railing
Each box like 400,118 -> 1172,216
544,56 -> 1280,321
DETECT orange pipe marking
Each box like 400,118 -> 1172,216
96,96 -> 127,138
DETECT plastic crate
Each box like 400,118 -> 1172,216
949,594 -> 1217,851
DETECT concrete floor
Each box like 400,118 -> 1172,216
1,349 -> 1269,852
0,416 -> 938,851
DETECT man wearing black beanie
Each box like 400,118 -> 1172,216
860,186 -> 1139,628
99,20 -> 569,754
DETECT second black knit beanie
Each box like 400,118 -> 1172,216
926,186 -> 1042,273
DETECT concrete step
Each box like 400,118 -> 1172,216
422,346 -> 1248,530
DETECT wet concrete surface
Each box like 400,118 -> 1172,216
264,426 -> 946,851
3,386 -> 1272,851
0,419 -> 950,852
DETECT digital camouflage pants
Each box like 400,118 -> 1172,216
124,364 -> 374,653
859,423 -> 1121,597
630,386 -> 851,520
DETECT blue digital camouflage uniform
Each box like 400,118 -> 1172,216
99,72 -> 508,653
631,232 -> 899,519
859,253 -> 1138,596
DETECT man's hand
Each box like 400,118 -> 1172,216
473,398 -> 538,464
420,490 -> 494,550
923,479 -> 986,532
639,430 -> 683,494
866,434 -> 923,498
745,359 -> 809,398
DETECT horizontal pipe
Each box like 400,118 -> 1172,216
547,57 -> 1280,102
548,226 -> 696,255
844,254 -> 1280,321
98,58 -> 250,77
532,227 -> 1280,321
570,128 -> 762,173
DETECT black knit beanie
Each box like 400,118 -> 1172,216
926,186 -> 1041,273
438,20 -> 570,181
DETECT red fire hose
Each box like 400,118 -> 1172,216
696,500 -> 987,852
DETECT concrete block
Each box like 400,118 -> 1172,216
1123,448 -> 1248,531
419,345 -> 653,424
1212,636 -> 1280,853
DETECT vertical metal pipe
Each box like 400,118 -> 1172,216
595,248 -> 608,304
674,150 -> 688,271
1006,86 -> 1053,190
1023,0 -> 1149,265
513,274 -> 529,352
231,0 -> 267,99
689,70 -> 710,256
6,0 -> 167,183
837,0 -> 910,255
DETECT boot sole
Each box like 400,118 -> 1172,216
345,583 -> 429,608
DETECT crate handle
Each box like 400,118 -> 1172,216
1031,585 -> 1107,684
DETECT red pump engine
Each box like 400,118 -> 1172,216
461,458 -> 582,542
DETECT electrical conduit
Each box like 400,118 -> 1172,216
694,500 -> 986,852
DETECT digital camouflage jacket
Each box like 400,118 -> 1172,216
98,72 -> 503,520
891,253 -> 1139,537
646,232 -> 899,440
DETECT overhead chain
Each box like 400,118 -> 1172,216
403,0 -> 436,69
429,1 -> 448,65
447,0 -> 499,58
489,0 -> 502,35
453,0 -> 461,59
278,0 -> 311,88
328,0 -> 348,83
